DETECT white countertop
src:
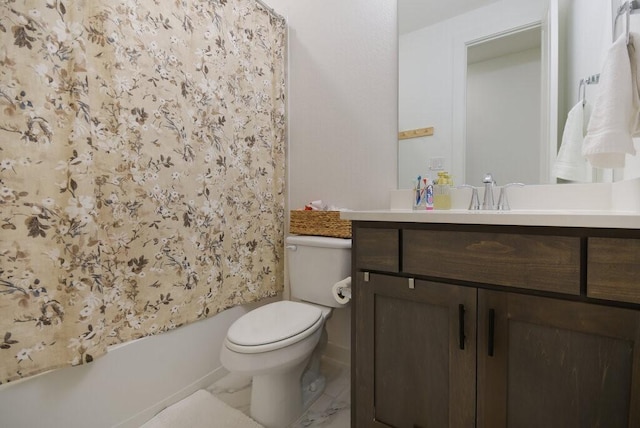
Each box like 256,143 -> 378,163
340,209 -> 640,229
341,178 -> 640,228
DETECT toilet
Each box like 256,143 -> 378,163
220,235 -> 351,428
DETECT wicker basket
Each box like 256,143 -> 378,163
289,210 -> 352,238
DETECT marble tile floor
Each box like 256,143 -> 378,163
206,358 -> 350,427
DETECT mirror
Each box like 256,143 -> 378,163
398,0 -> 640,189
465,24 -> 545,185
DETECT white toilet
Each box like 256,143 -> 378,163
220,235 -> 351,428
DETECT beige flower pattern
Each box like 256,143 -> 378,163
0,0 -> 286,383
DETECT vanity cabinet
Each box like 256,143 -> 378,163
352,223 -> 640,428
354,272 -> 476,427
477,290 -> 640,427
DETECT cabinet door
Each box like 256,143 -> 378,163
477,290 -> 640,428
354,273 -> 477,428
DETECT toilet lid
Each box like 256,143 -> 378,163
227,300 -> 323,347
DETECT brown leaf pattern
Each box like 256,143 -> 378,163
0,0 -> 286,383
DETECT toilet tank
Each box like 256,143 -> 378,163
286,235 -> 351,308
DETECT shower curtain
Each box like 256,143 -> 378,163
0,0 -> 286,383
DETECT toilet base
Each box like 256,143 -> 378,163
301,326 -> 327,410
250,358 -> 308,427
302,372 -> 325,410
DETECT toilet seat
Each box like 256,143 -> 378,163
225,301 -> 323,354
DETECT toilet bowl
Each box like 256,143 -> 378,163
220,235 -> 351,428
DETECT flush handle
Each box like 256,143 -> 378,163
286,245 -> 297,251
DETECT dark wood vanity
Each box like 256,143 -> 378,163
351,221 -> 640,428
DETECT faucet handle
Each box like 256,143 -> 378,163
457,184 -> 480,210
497,183 -> 525,211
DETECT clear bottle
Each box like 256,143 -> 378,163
433,172 -> 452,210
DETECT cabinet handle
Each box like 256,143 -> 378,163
488,309 -> 495,357
458,304 -> 465,350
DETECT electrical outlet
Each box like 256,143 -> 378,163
430,157 -> 445,171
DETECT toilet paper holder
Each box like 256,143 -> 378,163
332,276 -> 352,304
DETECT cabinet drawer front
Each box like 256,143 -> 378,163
403,230 -> 581,294
354,227 -> 399,272
588,238 -> 640,304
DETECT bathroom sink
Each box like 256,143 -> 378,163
343,178 -> 640,229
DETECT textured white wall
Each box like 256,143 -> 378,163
270,0 -> 398,211
563,0 -> 611,108
269,0 -> 398,358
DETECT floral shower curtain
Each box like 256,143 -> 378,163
0,0 -> 286,383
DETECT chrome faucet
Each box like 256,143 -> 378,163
497,182 -> 525,211
457,184 -> 480,210
482,173 -> 496,210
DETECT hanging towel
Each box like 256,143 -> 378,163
554,101 -> 592,181
631,34 -> 640,136
582,33 -> 639,168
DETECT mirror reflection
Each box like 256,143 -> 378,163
465,24 -> 543,185
398,0 -> 640,189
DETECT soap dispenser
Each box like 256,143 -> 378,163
433,171 -> 452,210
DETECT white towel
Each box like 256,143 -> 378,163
631,34 -> 640,136
553,100 -> 592,182
140,390 -> 264,428
582,33 -> 639,168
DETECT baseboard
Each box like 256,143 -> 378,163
323,342 -> 350,367
113,366 -> 228,428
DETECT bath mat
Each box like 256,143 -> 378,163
140,389 -> 264,428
